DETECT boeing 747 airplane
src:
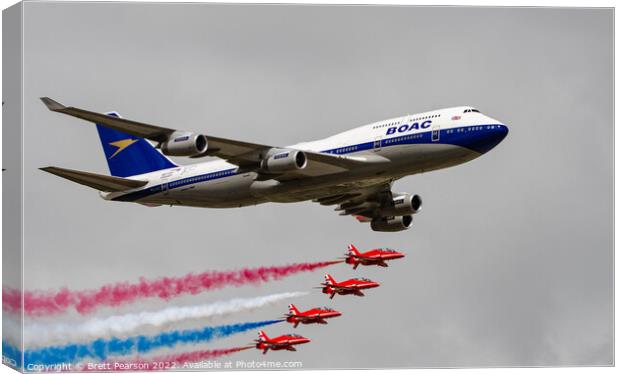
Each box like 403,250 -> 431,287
40,98 -> 508,232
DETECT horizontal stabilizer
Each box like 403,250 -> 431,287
40,166 -> 148,192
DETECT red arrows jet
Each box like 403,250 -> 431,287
320,274 -> 380,299
254,330 -> 311,354
344,244 -> 405,269
285,304 -> 342,328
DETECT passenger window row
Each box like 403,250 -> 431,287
385,133 -> 424,144
333,145 -> 359,154
373,121 -> 401,129
408,114 -> 440,122
177,169 -> 234,185
372,113 -> 441,130
446,126 -> 493,135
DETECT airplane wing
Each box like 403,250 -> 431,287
40,97 -> 376,177
265,342 -> 294,349
312,181 -> 393,219
202,136 -> 370,179
289,315 -> 316,321
323,284 -> 360,292
40,97 -> 174,142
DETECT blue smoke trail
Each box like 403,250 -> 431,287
24,319 -> 281,366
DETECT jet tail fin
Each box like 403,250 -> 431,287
257,330 -> 268,342
95,112 -> 177,177
348,244 -> 360,255
324,274 -> 336,285
288,304 -> 299,315
40,166 -> 147,192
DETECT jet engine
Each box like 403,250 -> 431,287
370,215 -> 413,232
379,193 -> 422,217
161,132 -> 208,157
261,149 -> 307,173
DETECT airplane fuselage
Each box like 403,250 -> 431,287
103,106 -> 508,208
287,310 -> 342,326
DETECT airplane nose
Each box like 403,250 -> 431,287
467,124 -> 509,154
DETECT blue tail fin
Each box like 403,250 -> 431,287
96,112 -> 177,177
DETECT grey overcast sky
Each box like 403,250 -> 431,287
15,2 -> 613,368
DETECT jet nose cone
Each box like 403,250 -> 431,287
489,124 -> 508,146
496,124 -> 509,138
467,124 -> 509,154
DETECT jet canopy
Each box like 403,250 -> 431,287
380,248 -> 398,253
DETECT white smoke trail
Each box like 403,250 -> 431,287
3,317 -> 22,347
22,291 -> 307,348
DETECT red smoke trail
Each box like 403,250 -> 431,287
3,260 -> 342,316
83,347 -> 252,371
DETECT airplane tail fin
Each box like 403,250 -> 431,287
257,330 -> 268,342
324,274 -> 336,285
348,244 -> 360,256
96,112 -> 177,177
288,304 -> 299,315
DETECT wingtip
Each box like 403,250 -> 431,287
39,166 -> 63,174
40,97 -> 65,111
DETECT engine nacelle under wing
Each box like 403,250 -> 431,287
379,193 -> 422,217
161,132 -> 208,157
370,215 -> 413,232
261,149 -> 307,173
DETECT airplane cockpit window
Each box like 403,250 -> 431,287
464,108 -> 481,113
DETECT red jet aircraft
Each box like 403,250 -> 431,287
344,244 -> 405,269
285,304 -> 342,328
254,330 -> 311,354
320,274 -> 380,299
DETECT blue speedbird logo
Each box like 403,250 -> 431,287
386,120 -> 432,135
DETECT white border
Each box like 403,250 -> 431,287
0,1 -> 615,374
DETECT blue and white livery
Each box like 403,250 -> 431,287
40,98 -> 508,232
